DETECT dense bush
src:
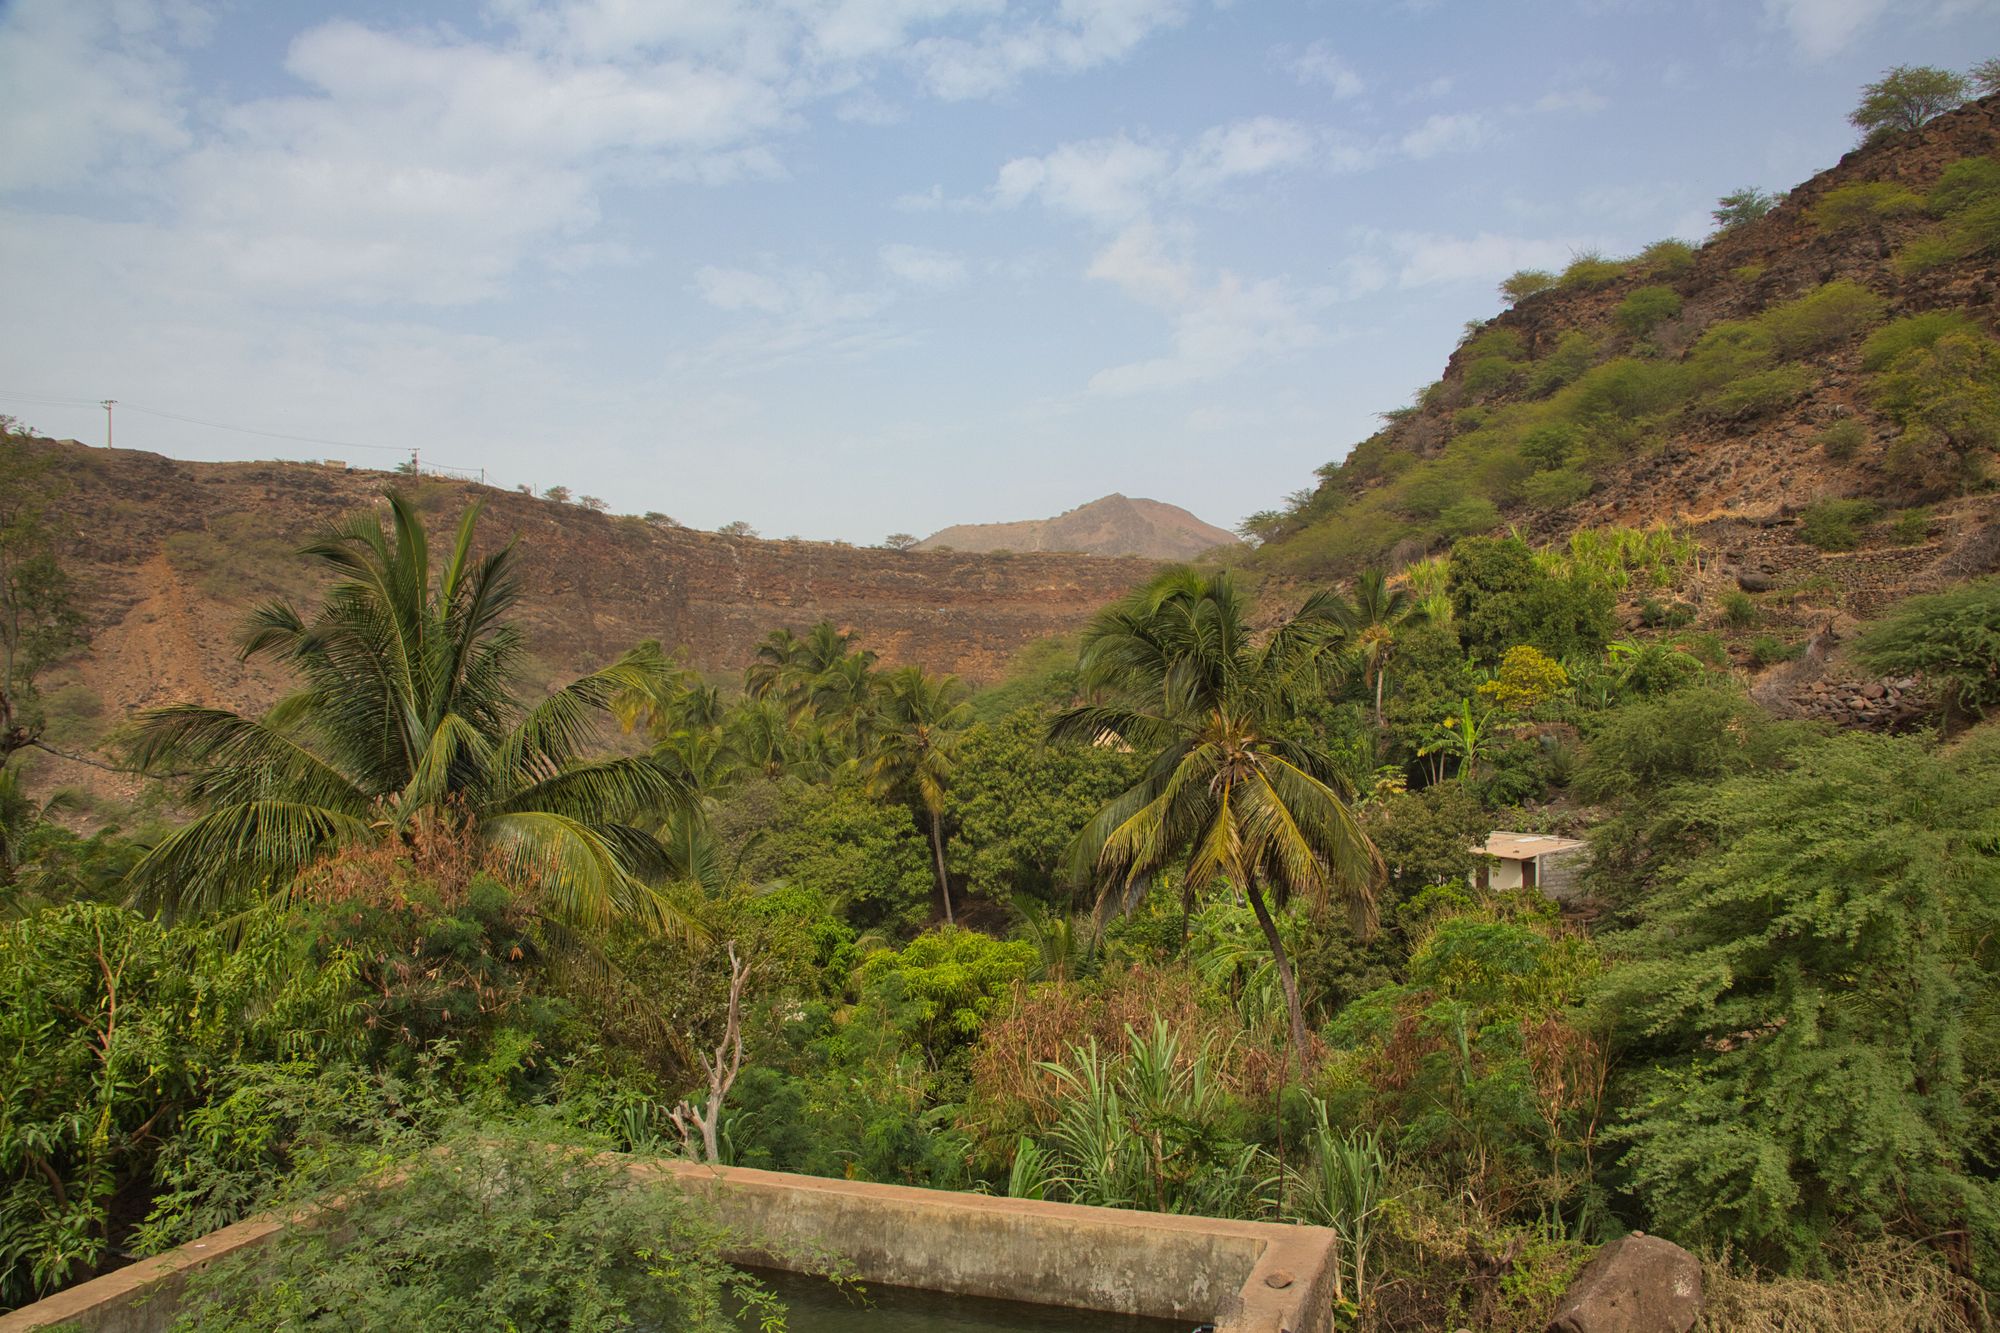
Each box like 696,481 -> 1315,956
1559,252 -> 1626,289
1446,536 -> 1616,664
1500,269 -> 1557,304
1817,417 -> 1868,460
1758,281 -> 1887,356
1520,468 -> 1592,510
1810,181 -> 1925,230
1601,732 -> 2000,1277
1614,285 -> 1683,337
1854,578 -> 2000,727
1797,497 -> 1878,550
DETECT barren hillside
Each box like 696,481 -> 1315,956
917,493 -> 1240,560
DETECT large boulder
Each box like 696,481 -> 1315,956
1547,1232 -> 1702,1333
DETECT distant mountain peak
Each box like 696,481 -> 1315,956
915,493 -> 1240,560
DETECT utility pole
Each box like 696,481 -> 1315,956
100,399 -> 116,449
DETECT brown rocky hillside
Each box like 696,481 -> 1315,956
917,493 -> 1239,559
1243,95 -> 2000,721
23,441 -> 1154,799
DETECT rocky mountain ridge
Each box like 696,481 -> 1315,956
916,493 -> 1239,560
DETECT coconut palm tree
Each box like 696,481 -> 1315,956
1328,569 -> 1426,738
866,665 -> 970,924
124,494 -> 693,931
1049,567 -> 1382,1069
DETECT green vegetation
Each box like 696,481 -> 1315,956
1613,285 -> 1682,337
1558,251 -> 1625,290
1817,417 -> 1868,460
1713,188 -> 1783,231
1797,498 -> 1879,551
1810,181 -> 1924,231
1849,64 -> 1969,144
1855,578 -> 2000,728
1499,269 -> 1557,304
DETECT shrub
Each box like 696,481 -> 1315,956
1758,281 -> 1888,356
1520,468 -> 1592,511
1817,418 -> 1867,460
1731,262 -> 1767,283
1438,496 -> 1501,537
1559,358 -> 1686,426
1887,509 -> 1930,545
1797,497 -> 1879,551
1720,590 -> 1758,628
1559,251 -> 1626,289
1685,322 -> 1777,391
1635,238 -> 1697,277
1894,230 -> 1962,275
1930,155 -> 2000,215
1860,311 -> 1980,371
1713,188 -> 1783,232
1500,269 -> 1557,304
1871,330 -> 2000,475
1811,181 -> 1925,230
1699,366 -> 1812,421
1520,422 -> 1581,470
1854,577 -> 2000,726
1460,355 -> 1521,397
1447,535 -> 1616,663
1748,635 -> 1801,667
1603,732 -> 2000,1270
1462,327 -> 1527,361
1614,285 -> 1683,337
1527,331 -> 1599,396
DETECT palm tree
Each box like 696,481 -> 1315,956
1049,567 -> 1382,1069
1328,569 -> 1426,738
865,665 -> 970,924
125,494 -> 693,931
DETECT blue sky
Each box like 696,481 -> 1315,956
2,0 -> 1995,542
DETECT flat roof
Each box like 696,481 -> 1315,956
1477,831 -> 1587,861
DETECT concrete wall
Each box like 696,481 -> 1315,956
0,1162 -> 1339,1333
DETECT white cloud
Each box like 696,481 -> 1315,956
1398,112 -> 1492,159
0,0 -> 193,191
1084,222 -> 1320,394
910,0 -> 1194,99
1534,87 -> 1608,114
1281,39 -> 1364,98
1173,117 -> 1318,195
879,243 -> 968,288
1763,0 -> 1889,59
993,134 -> 1172,225
1375,230 -> 1582,288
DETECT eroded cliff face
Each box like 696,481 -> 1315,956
29,441 -> 1155,769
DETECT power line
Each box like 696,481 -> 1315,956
0,389 -> 409,453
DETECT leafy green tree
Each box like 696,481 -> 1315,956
1478,646 -> 1569,713
728,775 -> 935,931
0,904 -> 357,1305
855,926 -> 1036,1063
1712,188 -> 1782,231
125,494 -> 691,930
1974,57 -> 2000,95
1049,568 -> 1382,1067
866,666 -> 971,924
1855,578 -> 2000,730
1446,536 -> 1616,664
1327,570 -> 1428,741
1850,65 -> 1969,142
1599,733 -> 2000,1277
949,708 -> 1143,908
1871,330 -> 2000,489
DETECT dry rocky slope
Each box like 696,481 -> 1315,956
1250,95 -> 2000,724
26,442 -> 1155,792
916,493 -> 1239,559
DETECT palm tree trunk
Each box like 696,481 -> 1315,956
1245,881 -> 1310,1074
927,806 -> 954,925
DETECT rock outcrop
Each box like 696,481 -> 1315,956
1548,1233 -> 1703,1333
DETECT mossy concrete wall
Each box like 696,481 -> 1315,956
0,1162 -> 1339,1333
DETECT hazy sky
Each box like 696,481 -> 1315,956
2,1 -> 1995,542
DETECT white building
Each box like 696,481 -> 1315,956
1472,832 -> 1589,900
